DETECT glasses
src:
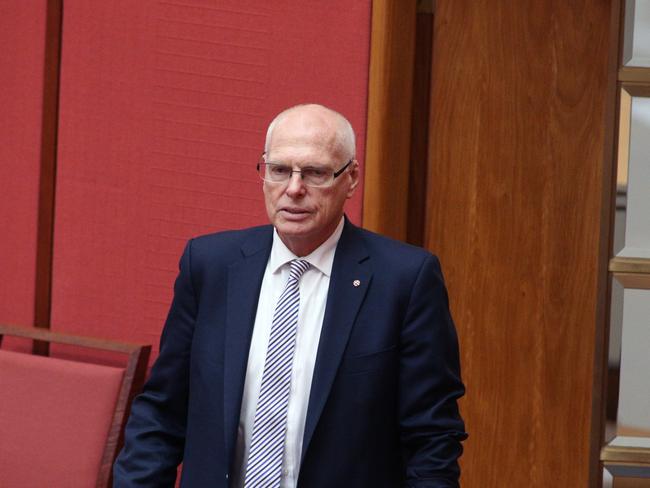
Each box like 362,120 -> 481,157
257,156 -> 353,188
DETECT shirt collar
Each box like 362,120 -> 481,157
270,216 -> 344,277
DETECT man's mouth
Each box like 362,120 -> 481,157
281,207 -> 310,214
279,207 -> 312,219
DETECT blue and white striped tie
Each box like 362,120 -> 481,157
244,259 -> 311,488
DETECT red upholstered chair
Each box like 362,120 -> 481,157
0,324 -> 150,488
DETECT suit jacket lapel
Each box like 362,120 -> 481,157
223,227 -> 273,469
301,221 -> 372,460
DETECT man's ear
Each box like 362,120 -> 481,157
346,160 -> 360,199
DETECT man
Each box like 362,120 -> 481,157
114,104 -> 467,487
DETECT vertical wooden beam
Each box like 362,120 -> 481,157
591,0 -> 623,484
407,7 -> 434,247
426,0 -> 615,486
363,0 -> 417,240
33,0 -> 63,355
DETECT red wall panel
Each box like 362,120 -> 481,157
0,2 -> 47,327
51,0 -> 371,360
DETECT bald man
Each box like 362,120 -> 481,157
114,104 -> 467,488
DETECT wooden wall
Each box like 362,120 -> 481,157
424,1 -> 617,486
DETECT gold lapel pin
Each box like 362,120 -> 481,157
353,279 -> 361,287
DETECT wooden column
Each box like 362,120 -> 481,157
363,0 -> 417,240
425,0 -> 618,486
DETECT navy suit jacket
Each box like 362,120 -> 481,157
114,220 -> 467,487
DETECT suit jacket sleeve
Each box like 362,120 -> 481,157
400,254 -> 467,488
113,239 -> 198,487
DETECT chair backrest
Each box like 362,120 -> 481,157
0,324 -> 150,488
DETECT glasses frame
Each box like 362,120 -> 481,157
256,153 -> 354,188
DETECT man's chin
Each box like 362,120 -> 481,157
275,221 -> 312,237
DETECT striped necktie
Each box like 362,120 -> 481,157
244,259 -> 311,488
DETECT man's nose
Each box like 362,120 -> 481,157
285,171 -> 306,196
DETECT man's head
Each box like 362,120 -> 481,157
261,104 -> 359,256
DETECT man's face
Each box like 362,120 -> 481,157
263,110 -> 358,256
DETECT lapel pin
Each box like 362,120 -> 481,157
353,279 -> 361,287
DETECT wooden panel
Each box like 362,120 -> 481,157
610,257 -> 650,274
613,478 -> 650,488
603,444 -> 650,465
363,0 -> 417,240
619,67 -> 650,83
426,1 -> 617,486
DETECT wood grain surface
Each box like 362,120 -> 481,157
407,10 -> 434,247
613,478 -> 650,488
363,0 -> 417,240
425,1 -> 617,485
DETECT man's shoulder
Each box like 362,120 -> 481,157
349,223 -> 437,265
346,224 -> 447,290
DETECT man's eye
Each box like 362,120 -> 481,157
270,165 -> 291,176
303,167 -> 328,178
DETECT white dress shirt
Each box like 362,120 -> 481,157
231,217 -> 344,488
